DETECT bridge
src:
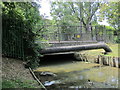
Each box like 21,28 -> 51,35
37,25 -> 113,55
2,25 -> 114,59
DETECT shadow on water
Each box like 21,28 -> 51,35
39,53 -> 76,66
36,53 -> 119,88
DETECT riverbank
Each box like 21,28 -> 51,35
35,60 -> 120,88
2,57 -> 42,88
2,43 -> 119,89
74,43 -> 120,67
78,43 -> 119,57
34,43 -> 120,88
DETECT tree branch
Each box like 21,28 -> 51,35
70,3 -> 86,27
89,3 -> 100,23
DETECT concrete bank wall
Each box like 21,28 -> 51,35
74,53 -> 120,68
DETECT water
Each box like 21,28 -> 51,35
35,55 -> 120,88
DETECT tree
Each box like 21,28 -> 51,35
98,2 -> 119,30
2,2 -> 45,68
50,2 -> 100,32
98,2 -> 120,43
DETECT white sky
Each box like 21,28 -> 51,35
39,0 -> 52,19
98,19 -> 110,26
39,0 -> 110,26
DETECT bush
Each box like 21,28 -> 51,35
116,38 -> 120,43
2,2 -> 44,68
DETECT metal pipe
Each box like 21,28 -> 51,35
40,43 -> 112,54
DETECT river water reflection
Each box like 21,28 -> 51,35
35,61 -> 120,88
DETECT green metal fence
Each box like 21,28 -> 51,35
2,18 -> 24,60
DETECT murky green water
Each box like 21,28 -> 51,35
35,61 -> 120,88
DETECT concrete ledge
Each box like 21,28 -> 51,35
74,53 -> 120,68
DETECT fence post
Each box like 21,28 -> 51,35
95,26 -> 98,41
80,26 -> 82,41
21,23 -> 25,60
91,26 -> 93,41
104,25 -> 106,43
58,25 -> 60,42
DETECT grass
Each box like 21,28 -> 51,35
2,79 -> 41,88
80,43 -> 119,57
106,43 -> 119,57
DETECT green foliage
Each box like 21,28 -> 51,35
50,2 -> 100,32
99,2 -> 119,30
60,22 -> 75,34
115,30 -> 120,43
2,2 -> 45,68
116,39 -> 120,43
2,80 -> 16,88
50,1 -> 119,39
105,26 -> 115,31
2,79 -> 39,88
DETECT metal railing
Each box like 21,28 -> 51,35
2,23 -> 117,59
2,18 -> 24,60
38,25 -> 116,43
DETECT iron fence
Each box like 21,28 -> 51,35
2,18 -> 24,60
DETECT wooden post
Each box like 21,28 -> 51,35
29,67 -> 47,90
106,56 -> 109,66
103,56 -> 107,65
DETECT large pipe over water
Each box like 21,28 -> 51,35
39,43 -> 112,54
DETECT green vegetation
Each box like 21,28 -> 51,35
2,1 -> 120,68
99,2 -> 119,30
81,44 -> 119,57
2,79 -> 41,88
51,2 -> 100,32
2,2 -> 45,68
50,2 -> 120,42
1,1 -> 119,89
51,2 -> 119,29
106,44 -> 119,57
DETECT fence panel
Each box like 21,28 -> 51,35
2,18 -> 24,60
39,25 -> 115,43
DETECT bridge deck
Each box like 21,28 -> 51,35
40,40 -> 98,47
47,40 -> 98,43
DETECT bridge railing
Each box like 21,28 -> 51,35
38,25 -> 116,43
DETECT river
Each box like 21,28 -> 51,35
34,54 -> 120,89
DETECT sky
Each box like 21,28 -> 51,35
98,19 -> 109,26
39,0 -> 52,19
39,0 -> 110,26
